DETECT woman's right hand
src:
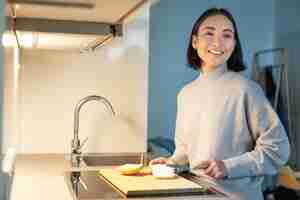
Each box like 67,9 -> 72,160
149,157 -> 170,166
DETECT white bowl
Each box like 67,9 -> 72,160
151,164 -> 176,179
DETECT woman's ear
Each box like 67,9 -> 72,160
192,35 -> 197,49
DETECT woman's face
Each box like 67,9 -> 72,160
192,15 -> 236,72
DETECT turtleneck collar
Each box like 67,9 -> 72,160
197,63 -> 228,81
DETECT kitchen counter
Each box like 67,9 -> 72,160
10,154 -> 116,200
9,154 -> 249,200
10,154 -> 73,200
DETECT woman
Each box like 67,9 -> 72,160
150,8 -> 290,199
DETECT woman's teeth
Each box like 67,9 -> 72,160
209,50 -> 223,55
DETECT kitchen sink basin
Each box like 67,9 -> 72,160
66,154 -> 227,199
82,153 -> 146,167
65,171 -> 123,200
65,170 -> 226,200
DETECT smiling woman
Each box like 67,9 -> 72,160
150,7 -> 290,200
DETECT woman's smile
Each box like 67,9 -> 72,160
208,49 -> 224,55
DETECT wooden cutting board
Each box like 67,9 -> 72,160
98,168 -> 206,197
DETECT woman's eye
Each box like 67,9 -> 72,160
223,34 -> 233,39
204,32 -> 213,36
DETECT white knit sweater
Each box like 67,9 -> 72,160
170,64 -> 290,199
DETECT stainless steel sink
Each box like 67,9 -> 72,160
65,171 -> 124,200
65,170 -> 226,200
66,154 -> 227,199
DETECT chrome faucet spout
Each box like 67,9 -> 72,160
71,95 -> 115,166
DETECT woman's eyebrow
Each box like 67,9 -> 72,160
223,28 -> 234,33
201,26 -> 215,31
201,26 -> 234,33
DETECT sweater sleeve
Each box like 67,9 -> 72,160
169,91 -> 189,165
223,82 -> 290,178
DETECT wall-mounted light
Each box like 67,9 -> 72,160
2,32 -> 17,47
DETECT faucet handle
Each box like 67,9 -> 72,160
78,137 -> 88,150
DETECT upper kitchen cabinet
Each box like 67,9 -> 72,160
7,0 -> 147,23
3,0 -> 149,50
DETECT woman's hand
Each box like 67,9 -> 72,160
149,157 -> 170,166
198,160 -> 227,179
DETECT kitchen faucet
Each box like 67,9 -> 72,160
71,95 -> 115,167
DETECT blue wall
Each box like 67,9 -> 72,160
148,0 -> 274,142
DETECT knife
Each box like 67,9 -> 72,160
166,164 -> 190,174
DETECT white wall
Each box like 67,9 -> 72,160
5,4 -> 149,154
3,48 -> 20,153
1,0 -> 9,198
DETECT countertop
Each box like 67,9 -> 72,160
9,154 -> 246,200
10,154 -> 73,200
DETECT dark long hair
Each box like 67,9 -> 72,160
186,8 -> 246,72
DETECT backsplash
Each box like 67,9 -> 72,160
3,3 -> 149,154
